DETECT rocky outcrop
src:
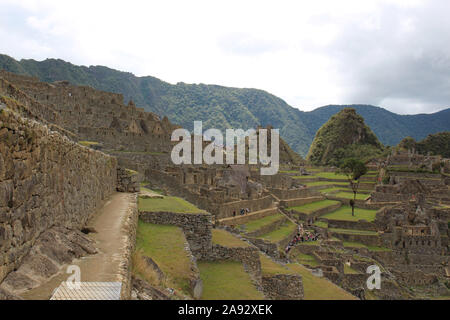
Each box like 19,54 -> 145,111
0,227 -> 96,295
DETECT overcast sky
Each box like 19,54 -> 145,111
0,0 -> 449,114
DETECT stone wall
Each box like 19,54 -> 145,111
261,274 -> 304,300
139,211 -> 213,259
0,108 -> 117,282
119,194 -> 138,300
268,187 -> 318,200
327,219 -> 378,232
117,167 -> 140,193
280,196 -> 324,208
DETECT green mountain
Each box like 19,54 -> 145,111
398,132 -> 450,158
1,53 -> 449,157
306,108 -> 385,166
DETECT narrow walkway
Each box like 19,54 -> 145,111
21,192 -> 134,300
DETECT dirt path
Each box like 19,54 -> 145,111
21,192 -> 134,300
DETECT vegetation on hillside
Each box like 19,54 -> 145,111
398,132 -> 450,158
306,108 -> 385,166
1,54 -> 449,157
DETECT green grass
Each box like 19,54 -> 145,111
140,186 -> 164,195
138,195 -> 206,213
280,170 -> 300,174
295,253 -> 319,267
304,181 -> 349,187
315,172 -> 349,180
239,214 -> 285,233
78,140 -> 99,147
288,200 -> 340,214
257,220 -> 297,243
198,261 -> 264,300
292,175 -> 318,179
344,265 -> 359,274
286,264 -> 357,300
319,187 -> 342,194
321,206 -> 378,222
313,221 -> 328,228
330,228 -> 378,235
212,229 -> 249,247
332,192 -> 369,200
136,221 -> 193,294
344,242 -> 391,252
259,254 -> 294,275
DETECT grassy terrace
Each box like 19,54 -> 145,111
259,254 -> 293,275
287,200 -> 340,214
314,221 -> 328,228
292,175 -> 319,179
332,192 -> 370,200
239,214 -> 285,233
212,229 -> 249,247
330,228 -> 378,235
136,221 -> 193,294
286,264 -> 357,300
198,261 -> 264,300
257,220 -> 297,243
343,241 -> 392,252
295,253 -> 319,267
344,265 -> 359,274
315,172 -> 349,180
138,195 -> 206,213
319,187 -> 343,194
304,181 -> 349,187
321,206 -> 378,222
78,140 -> 99,147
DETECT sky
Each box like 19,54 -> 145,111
0,0 -> 449,114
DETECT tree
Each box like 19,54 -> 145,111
338,158 -> 368,216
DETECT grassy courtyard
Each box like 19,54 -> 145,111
135,221 -> 193,294
197,261 -> 264,300
138,195 -> 206,213
321,206 -> 378,222
288,200 -> 340,214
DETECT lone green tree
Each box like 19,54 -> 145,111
339,158 -> 368,216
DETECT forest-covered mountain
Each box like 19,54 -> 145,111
307,108 -> 385,166
1,53 -> 449,157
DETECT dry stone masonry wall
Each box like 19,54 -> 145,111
0,108 -> 117,282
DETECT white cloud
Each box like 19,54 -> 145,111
0,0 -> 448,114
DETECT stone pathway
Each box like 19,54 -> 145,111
21,192 -> 135,300
50,282 -> 122,300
